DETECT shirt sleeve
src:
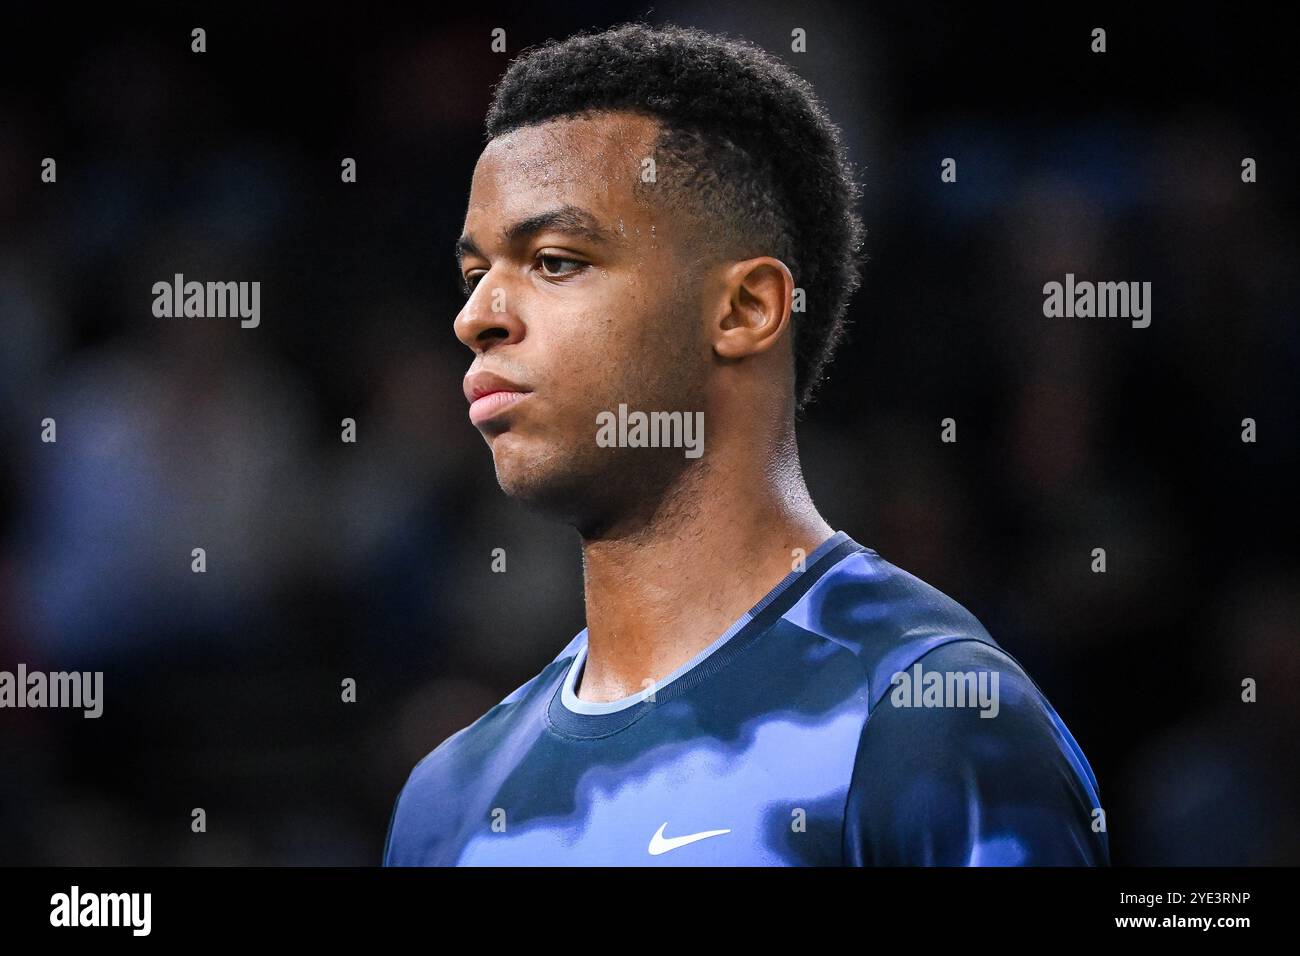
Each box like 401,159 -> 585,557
842,639 -> 1109,866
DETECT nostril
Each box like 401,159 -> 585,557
477,327 -> 509,343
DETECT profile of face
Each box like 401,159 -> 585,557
454,111 -> 711,532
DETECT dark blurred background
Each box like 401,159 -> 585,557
1,3 -> 1296,865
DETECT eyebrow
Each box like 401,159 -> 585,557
455,204 -> 617,268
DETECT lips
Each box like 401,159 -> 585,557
463,369 -> 532,426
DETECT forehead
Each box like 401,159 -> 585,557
465,111 -> 662,224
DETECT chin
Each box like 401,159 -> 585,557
491,432 -> 567,499
489,434 -> 609,526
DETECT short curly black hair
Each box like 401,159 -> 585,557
483,21 -> 866,411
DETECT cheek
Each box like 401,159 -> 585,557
533,276 -> 693,415
523,324 -> 617,436
544,306 -> 633,399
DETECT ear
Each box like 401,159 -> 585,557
711,256 -> 794,361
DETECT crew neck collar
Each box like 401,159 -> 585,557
547,530 -> 864,739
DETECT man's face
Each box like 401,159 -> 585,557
454,111 -> 710,529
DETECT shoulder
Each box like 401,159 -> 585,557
405,643 -> 576,785
788,545 -> 1006,708
842,636 -> 1109,865
413,630 -> 582,772
797,544 -> 1108,865
382,638 -> 580,865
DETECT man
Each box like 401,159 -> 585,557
384,22 -> 1109,866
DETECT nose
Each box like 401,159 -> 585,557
454,275 -> 525,353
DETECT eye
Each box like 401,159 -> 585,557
461,255 -> 588,296
537,254 -> 587,280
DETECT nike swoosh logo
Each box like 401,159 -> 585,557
648,822 -> 732,856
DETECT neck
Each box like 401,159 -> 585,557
574,431 -> 833,703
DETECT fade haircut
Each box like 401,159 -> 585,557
483,21 -> 866,411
